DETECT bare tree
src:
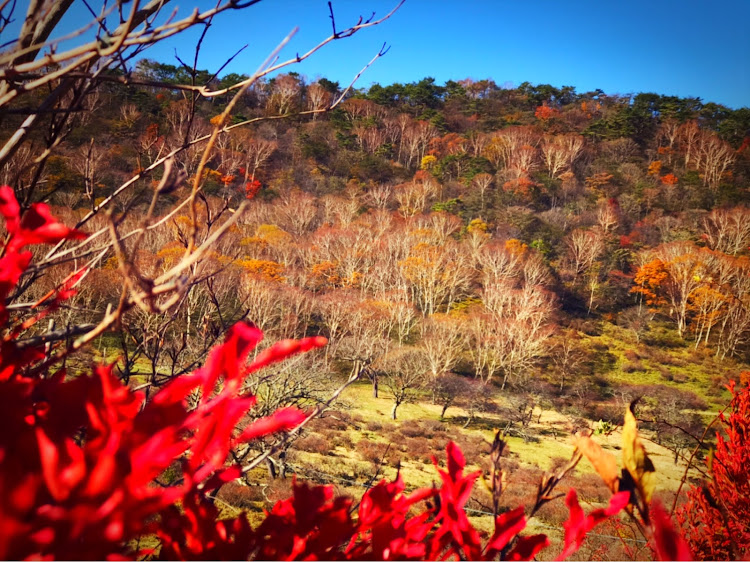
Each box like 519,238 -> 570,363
353,122 -> 387,153
400,120 -> 437,168
0,0 -> 403,402
306,82 -> 333,119
657,120 -> 680,166
119,103 -> 141,129
596,198 -> 619,235
334,297 -> 391,396
273,189 -> 318,236
238,133 -> 277,183
365,182 -> 393,210
565,227 -> 606,281
483,126 -> 539,174
72,138 -> 107,209
399,240 -> 473,316
0,0 -> 406,500
644,241 -> 705,338
695,131 -> 735,191
466,311 -> 504,386
394,175 -> 437,217
471,173 -> 493,213
430,373 -> 472,420
383,290 -> 419,345
376,346 -> 426,419
419,313 -> 465,380
713,254 -> 750,358
266,74 -> 301,115
703,207 -> 750,256
678,120 -> 701,169
541,134 -> 584,178
550,333 -> 584,392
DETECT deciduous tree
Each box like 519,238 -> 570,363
377,346 -> 426,419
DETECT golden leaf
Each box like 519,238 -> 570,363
622,401 -> 656,503
574,434 -> 620,493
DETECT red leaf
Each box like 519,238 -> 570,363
651,500 -> 693,561
557,489 -> 630,560
247,336 -> 327,374
0,185 -> 21,234
507,534 -> 550,561
3,201 -> 86,252
190,396 -> 255,473
14,203 -> 87,248
446,440 -> 466,481
32,266 -> 88,308
196,321 -> 263,395
36,427 -> 86,502
237,407 -> 306,442
0,251 -> 32,322
484,506 -> 527,559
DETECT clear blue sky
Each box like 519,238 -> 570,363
31,0 -> 750,108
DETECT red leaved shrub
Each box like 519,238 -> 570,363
677,381 -> 750,560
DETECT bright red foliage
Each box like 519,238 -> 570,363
556,490 -> 630,560
677,381 -> 750,560
245,179 -> 262,199
651,501 -> 693,562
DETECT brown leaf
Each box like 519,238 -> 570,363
622,401 -> 656,503
574,434 -> 620,493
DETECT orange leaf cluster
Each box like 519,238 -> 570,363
631,259 -> 669,306
660,173 -> 678,185
647,161 -> 663,176
238,258 -> 285,282
535,105 -> 560,120
584,172 -> 614,190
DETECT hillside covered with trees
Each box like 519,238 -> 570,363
6,64 -> 749,396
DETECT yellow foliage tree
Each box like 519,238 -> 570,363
237,259 -> 285,282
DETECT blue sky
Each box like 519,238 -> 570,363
16,0 -> 750,108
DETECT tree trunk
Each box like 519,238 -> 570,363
391,401 -> 399,420
265,457 -> 276,480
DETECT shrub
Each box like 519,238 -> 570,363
623,349 -> 642,362
398,419 -> 428,438
217,481 -> 264,508
295,433 -> 331,455
622,360 -> 645,373
356,439 -> 393,466
332,433 -> 354,449
677,382 -> 750,560
422,419 -> 448,433
401,437 -> 433,463
659,366 -> 675,381
311,413 -> 349,431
